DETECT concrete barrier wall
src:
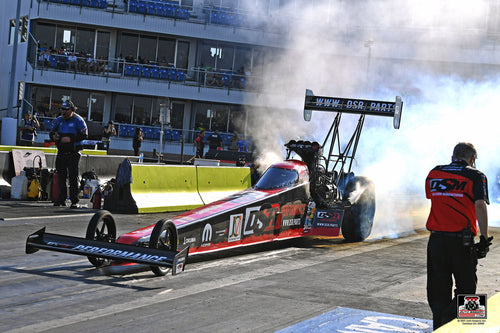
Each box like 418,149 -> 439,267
130,164 -> 204,213
197,166 -> 251,204
126,164 -> 251,213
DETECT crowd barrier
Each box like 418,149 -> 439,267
104,161 -> 251,213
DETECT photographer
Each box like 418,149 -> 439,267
425,142 -> 492,330
20,113 -> 40,146
102,120 -> 116,152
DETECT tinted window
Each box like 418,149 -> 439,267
255,167 -> 298,190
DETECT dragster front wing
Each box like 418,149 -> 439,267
26,227 -> 188,275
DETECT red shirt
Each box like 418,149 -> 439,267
425,160 -> 489,235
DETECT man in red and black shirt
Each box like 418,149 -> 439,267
425,142 -> 491,330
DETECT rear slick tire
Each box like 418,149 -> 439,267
149,219 -> 177,276
341,176 -> 375,242
86,210 -> 117,267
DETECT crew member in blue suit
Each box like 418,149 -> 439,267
50,100 -> 88,208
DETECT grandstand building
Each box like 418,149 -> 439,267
1,1 -> 499,158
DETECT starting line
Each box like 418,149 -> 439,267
276,307 -> 433,333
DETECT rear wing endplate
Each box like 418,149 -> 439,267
26,227 -> 188,275
303,89 -> 403,129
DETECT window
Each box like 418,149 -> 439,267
34,23 -> 57,50
171,102 -> 184,129
199,42 -> 233,70
138,35 -> 157,63
158,37 -> 176,65
96,31 -> 110,59
76,28 -> 95,55
8,16 -> 28,45
176,41 -> 190,69
56,26 -> 76,52
115,94 -> 133,123
119,33 -> 139,62
132,96 -> 152,125
255,167 -> 299,190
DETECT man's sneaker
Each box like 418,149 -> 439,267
70,203 -> 80,209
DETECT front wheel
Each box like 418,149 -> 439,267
341,176 -> 375,242
149,219 -> 177,276
86,210 -> 117,267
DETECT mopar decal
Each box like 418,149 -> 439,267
201,224 -> 213,246
73,245 -> 169,262
228,214 -> 243,242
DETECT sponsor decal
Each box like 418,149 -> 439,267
313,209 -> 343,228
73,245 -> 169,263
281,203 -> 306,218
457,294 -> 487,319
228,214 -> 243,242
429,178 -> 467,192
243,206 -> 262,236
281,218 -> 301,227
183,237 -> 196,245
201,223 -> 213,246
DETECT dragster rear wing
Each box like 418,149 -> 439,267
303,89 -> 403,129
26,227 -> 188,275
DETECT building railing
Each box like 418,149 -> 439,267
30,49 -> 259,92
36,116 -> 241,148
37,0 -> 286,34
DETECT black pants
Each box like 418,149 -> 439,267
55,152 -> 81,205
427,232 -> 478,330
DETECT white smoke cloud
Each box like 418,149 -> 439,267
245,0 -> 500,236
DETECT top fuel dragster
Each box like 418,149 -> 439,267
26,90 -> 403,276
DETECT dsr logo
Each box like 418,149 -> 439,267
430,179 -> 467,192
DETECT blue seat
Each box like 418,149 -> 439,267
118,125 -> 128,137
164,130 -> 172,140
171,130 -> 180,141
71,0 -> 80,4
141,66 -> 150,78
154,3 -> 164,16
143,128 -> 153,139
137,1 -> 145,13
168,69 -> 177,80
146,2 -> 155,15
211,11 -> 219,24
129,0 -> 137,12
124,65 -> 133,76
127,125 -> 136,137
180,8 -> 189,19
90,0 -> 98,8
132,65 -> 141,76
164,4 -> 173,17
176,71 -> 185,82
81,0 -> 90,6
153,128 -> 161,140
159,68 -> 168,79
98,0 -> 106,8
150,67 -> 159,79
